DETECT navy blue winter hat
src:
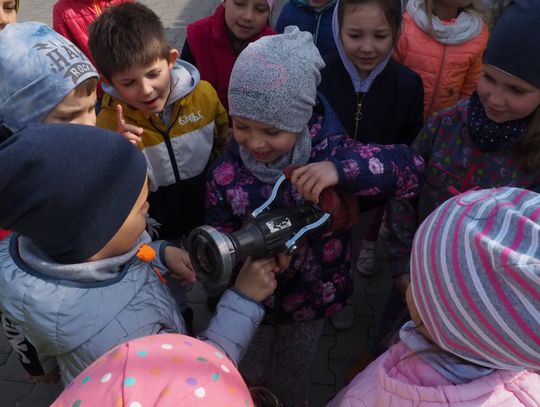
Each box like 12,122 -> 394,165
483,0 -> 540,88
0,124 -> 147,263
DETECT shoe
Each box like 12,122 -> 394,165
355,240 -> 378,277
330,304 -> 355,330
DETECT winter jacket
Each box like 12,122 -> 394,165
395,11 -> 489,119
52,0 -> 132,99
387,99 -> 540,275
275,0 -> 337,57
97,61 -> 229,239
0,233 -> 264,385
319,53 -> 424,146
181,3 -> 275,112
327,341 -> 540,406
205,94 -> 425,323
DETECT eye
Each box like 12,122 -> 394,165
265,129 -> 280,136
121,80 -> 134,87
482,73 -> 495,83
146,70 -> 161,79
510,86 -> 526,95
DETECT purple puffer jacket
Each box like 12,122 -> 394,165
206,94 -> 425,323
328,341 -> 540,407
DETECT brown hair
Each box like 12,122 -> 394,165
512,106 -> 540,174
88,2 -> 170,81
337,0 -> 403,46
72,77 -> 98,98
423,0 -> 487,35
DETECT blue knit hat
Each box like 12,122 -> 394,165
0,22 -> 99,132
0,124 -> 147,263
483,0 -> 540,88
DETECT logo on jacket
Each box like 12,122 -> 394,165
178,110 -> 204,125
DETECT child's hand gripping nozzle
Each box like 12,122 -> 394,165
187,167 -> 359,295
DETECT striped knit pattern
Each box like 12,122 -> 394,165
411,187 -> 540,370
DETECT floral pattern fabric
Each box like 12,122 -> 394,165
206,96 -> 425,323
387,98 -> 540,275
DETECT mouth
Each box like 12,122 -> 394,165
236,23 -> 253,32
251,150 -> 272,160
142,97 -> 159,106
356,57 -> 376,65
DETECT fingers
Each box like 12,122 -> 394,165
116,104 -> 143,144
275,252 -> 291,272
116,104 -> 126,130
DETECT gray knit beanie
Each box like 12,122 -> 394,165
483,0 -> 540,88
228,26 -> 325,133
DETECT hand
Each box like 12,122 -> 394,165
164,246 -> 197,286
290,162 -> 339,204
234,256 -> 289,302
394,273 -> 410,300
27,368 -> 60,384
116,104 -> 143,144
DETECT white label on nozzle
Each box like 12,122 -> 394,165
266,218 -> 292,233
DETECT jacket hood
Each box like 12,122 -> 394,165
102,59 -> 200,109
2,233 -> 156,355
293,0 -> 336,11
331,0 -> 399,93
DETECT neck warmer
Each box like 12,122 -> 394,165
467,92 -> 529,152
407,0 -> 483,45
400,321 -> 494,384
239,127 -> 312,184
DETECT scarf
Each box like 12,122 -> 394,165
239,127 -> 312,184
467,92 -> 529,152
400,321 -> 494,384
407,0 -> 483,45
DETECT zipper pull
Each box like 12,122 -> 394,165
354,93 -> 365,139
136,244 -> 167,284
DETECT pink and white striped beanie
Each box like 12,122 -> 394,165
52,334 -> 253,407
411,187 -> 540,371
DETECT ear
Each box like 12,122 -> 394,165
168,49 -> 179,70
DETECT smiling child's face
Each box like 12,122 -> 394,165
232,116 -> 297,163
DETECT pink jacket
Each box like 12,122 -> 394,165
395,12 -> 488,119
328,342 -> 540,406
53,0 -> 132,98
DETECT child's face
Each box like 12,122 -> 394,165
223,0 -> 271,41
232,116 -> 296,163
109,50 -> 177,115
477,64 -> 540,124
91,178 -> 149,260
43,89 -> 97,126
340,3 -> 393,78
0,0 -> 17,30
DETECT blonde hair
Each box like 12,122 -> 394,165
424,0 -> 488,33
513,106 -> 540,174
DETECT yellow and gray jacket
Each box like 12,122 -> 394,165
98,61 -> 228,239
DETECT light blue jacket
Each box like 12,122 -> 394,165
0,232 -> 264,385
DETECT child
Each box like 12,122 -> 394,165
0,123 -> 283,386
329,187 -> 540,406
275,0 -> 337,57
206,27 -> 425,406
52,334 -> 255,406
395,0 -> 489,119
0,0 -> 16,30
181,0 -> 276,112
318,0 -> 424,281
53,0 -> 133,107
385,0 -> 540,356
89,2 -> 229,241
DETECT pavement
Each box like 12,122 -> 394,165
4,2 -> 393,405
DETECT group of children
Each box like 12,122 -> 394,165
0,0 -> 539,406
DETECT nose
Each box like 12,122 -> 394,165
241,7 -> 254,21
359,38 -> 375,53
486,87 -> 505,108
140,79 -> 153,97
245,133 -> 265,151
0,10 -> 9,29
76,109 -> 97,126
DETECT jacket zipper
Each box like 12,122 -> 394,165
354,92 -> 366,140
149,110 -> 183,184
427,45 -> 446,117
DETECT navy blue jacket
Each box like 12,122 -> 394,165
275,0 -> 337,57
319,52 -> 424,146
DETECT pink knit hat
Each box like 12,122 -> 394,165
52,334 -> 254,406
411,187 -> 540,371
